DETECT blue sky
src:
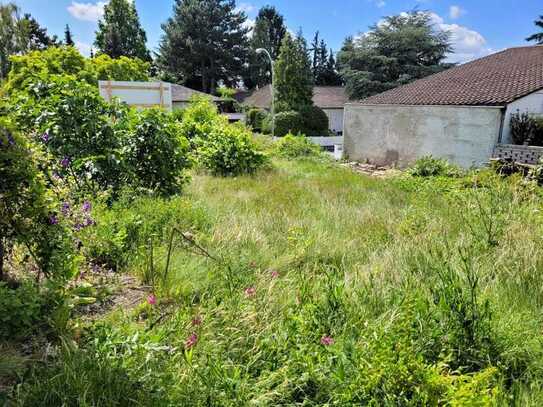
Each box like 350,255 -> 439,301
10,0 -> 543,63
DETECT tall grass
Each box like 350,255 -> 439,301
14,159 -> 543,405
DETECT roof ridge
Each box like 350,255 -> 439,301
357,46 -> 543,106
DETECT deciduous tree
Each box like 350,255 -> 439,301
337,11 -> 451,99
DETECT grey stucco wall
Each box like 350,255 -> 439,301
344,104 -> 504,168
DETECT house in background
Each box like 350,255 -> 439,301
99,80 -> 246,121
170,83 -> 221,109
344,46 -> 543,168
240,85 -> 349,135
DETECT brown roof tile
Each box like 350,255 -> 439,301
242,85 -> 348,109
171,84 -> 220,102
358,46 -> 543,106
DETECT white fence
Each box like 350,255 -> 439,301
99,80 -> 173,111
308,136 -> 344,160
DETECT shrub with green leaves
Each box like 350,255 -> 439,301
299,105 -> 329,136
246,108 -> 268,131
6,46 -> 149,93
195,122 -> 267,176
407,156 -> 462,177
178,95 -> 227,141
263,110 -> 304,137
0,121 -> 77,281
0,282 -> 49,340
123,108 -> 191,196
90,54 -> 150,83
274,133 -> 323,159
8,75 -> 129,194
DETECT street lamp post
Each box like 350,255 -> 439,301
255,48 -> 274,138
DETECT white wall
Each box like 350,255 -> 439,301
344,104 -> 503,168
323,108 -> 344,135
99,81 -> 173,110
502,91 -> 543,143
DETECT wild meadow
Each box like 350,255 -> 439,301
2,46 -> 543,406
6,153 -> 543,405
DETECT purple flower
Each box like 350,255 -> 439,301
320,336 -> 335,346
147,294 -> 157,306
60,157 -> 70,168
84,217 -> 95,227
73,223 -> 83,232
7,134 -> 15,146
82,201 -> 92,213
49,215 -> 59,225
41,132 -> 49,143
270,270 -> 280,279
61,202 -> 70,216
185,333 -> 198,349
191,316 -> 202,327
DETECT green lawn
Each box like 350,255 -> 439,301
14,159 -> 543,405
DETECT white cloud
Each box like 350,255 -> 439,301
243,18 -> 256,37
427,12 -> 492,63
364,11 -> 492,64
236,3 -> 256,15
75,40 -> 92,56
67,1 -> 107,22
369,0 -> 386,8
449,5 -> 465,20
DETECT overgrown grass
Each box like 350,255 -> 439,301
13,159 -> 543,405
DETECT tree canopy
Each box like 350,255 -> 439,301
94,0 -> 151,61
310,32 -> 342,86
274,32 -> 314,112
0,4 -> 58,79
245,5 -> 287,89
337,11 -> 452,99
158,0 -> 250,94
526,15 -> 543,44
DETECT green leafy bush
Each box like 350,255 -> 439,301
79,195 -> 209,270
195,123 -> 267,176
0,282 -> 50,340
274,133 -> 323,159
407,156 -> 462,177
510,112 -> 538,145
8,76 -> 129,194
0,121 -> 77,280
299,105 -> 329,136
178,96 -> 227,141
123,108 -> 191,196
263,110 -> 304,137
246,108 -> 268,131
90,54 -> 150,82
6,46 -> 149,93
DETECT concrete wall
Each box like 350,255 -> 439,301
344,104 -> 503,168
502,91 -> 543,143
323,108 -> 344,135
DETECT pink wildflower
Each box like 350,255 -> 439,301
270,270 -> 280,279
191,316 -> 202,326
147,294 -> 157,306
244,286 -> 256,298
185,333 -> 198,349
320,336 -> 335,346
